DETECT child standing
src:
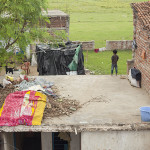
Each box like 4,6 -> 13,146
111,49 -> 119,75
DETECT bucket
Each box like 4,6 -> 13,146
140,107 -> 150,122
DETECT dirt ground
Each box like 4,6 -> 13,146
0,65 -> 39,76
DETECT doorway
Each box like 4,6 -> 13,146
14,132 -> 41,150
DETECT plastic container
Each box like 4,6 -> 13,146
140,107 -> 150,122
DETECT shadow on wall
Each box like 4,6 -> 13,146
0,134 -> 4,150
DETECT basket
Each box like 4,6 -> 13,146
140,107 -> 150,122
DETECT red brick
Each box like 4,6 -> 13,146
132,5 -> 150,95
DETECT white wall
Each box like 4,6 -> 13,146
81,131 -> 150,150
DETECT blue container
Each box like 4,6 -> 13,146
140,107 -> 150,122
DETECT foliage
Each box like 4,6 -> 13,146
0,0 -> 67,67
0,0 -> 48,49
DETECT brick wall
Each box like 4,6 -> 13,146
72,40 -> 95,50
30,41 -> 95,52
133,11 -> 150,94
106,40 -> 133,50
40,15 -> 70,36
46,16 -> 69,28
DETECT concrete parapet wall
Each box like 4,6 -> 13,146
106,40 -> 133,50
72,40 -> 95,50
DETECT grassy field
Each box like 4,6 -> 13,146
83,50 -> 132,75
48,0 -> 147,48
48,0 -> 146,74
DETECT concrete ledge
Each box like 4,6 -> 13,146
1,123 -> 150,132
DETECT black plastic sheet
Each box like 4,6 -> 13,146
36,42 -> 85,75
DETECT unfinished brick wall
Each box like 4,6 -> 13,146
133,12 -> 150,94
72,40 -> 95,50
106,40 -> 133,50
46,16 -> 69,28
40,11 -> 70,36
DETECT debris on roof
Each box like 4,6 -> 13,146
0,75 -> 80,126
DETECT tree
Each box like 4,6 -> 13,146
0,0 -> 66,67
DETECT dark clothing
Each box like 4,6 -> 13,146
111,54 -> 119,75
131,68 -> 141,81
111,54 -> 119,65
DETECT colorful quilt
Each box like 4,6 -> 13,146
0,91 -> 46,126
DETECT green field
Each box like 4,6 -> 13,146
48,0 -> 146,74
83,50 -> 132,75
49,0 -> 147,48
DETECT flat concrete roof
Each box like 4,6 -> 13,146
1,75 -> 150,132
42,10 -> 69,17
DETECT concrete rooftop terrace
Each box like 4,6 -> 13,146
0,75 -> 150,132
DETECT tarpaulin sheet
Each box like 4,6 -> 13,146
15,78 -> 55,96
68,45 -> 81,71
36,42 -> 85,75
0,91 -> 46,126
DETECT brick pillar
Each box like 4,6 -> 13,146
127,59 -> 134,74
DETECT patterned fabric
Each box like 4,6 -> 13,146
0,91 -> 46,126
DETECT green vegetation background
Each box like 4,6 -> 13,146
49,0 -> 147,48
48,0 -> 147,74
